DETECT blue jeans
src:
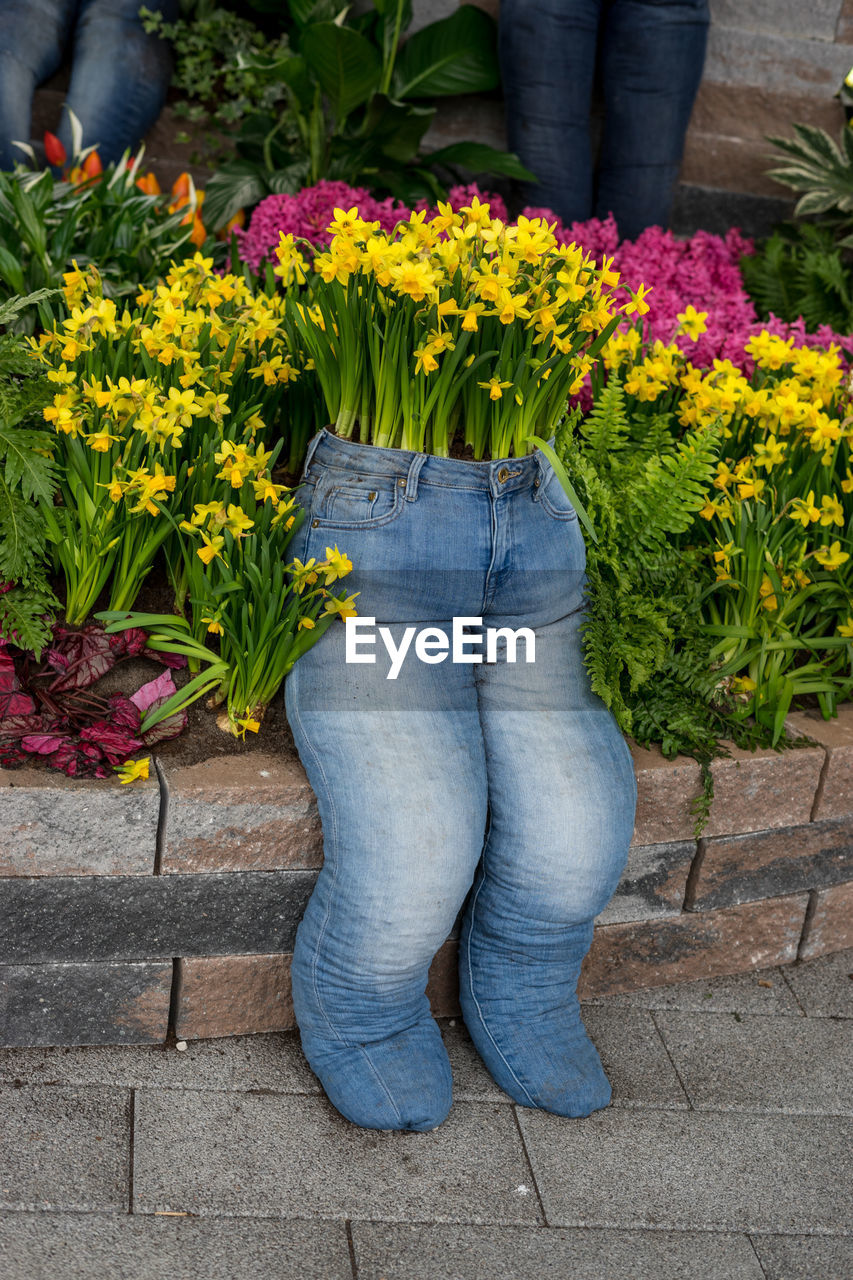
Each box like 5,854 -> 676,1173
0,0 -> 176,170
500,0 -> 710,238
284,429 -> 638,1131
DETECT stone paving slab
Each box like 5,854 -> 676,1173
516,1109 -> 853,1233
0,1212 -> 353,1280
582,1007 -> 690,1109
441,1010 -> 689,1110
133,1091 -> 543,1224
0,1085 -> 129,1212
750,1232 -> 853,1280
351,1222 -> 766,1280
783,948 -> 853,1019
0,1034 -> 316,1094
653,1010 -> 853,1114
582,965 -> 804,1015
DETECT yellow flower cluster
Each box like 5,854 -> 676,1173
604,324 -> 852,635
277,201 -> 642,397
34,254 -> 302,520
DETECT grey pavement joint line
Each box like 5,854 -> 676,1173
648,1010 -> 694,1107
510,1106 -> 549,1225
747,1232 -> 771,1279
152,756 -> 169,876
128,1087 -> 135,1215
777,964 -> 808,1017
345,1220 -> 359,1279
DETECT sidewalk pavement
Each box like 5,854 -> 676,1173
1,949 -> 851,1280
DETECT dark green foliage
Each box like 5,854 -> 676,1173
556,380 -> 802,834
740,222 -> 853,331
0,325 -> 58,654
198,0 -> 532,227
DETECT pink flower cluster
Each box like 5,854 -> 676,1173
235,180 -> 853,367
555,213 -> 853,368
232,180 -> 410,274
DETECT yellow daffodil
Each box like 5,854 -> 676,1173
115,757 -> 150,785
813,541 -> 850,570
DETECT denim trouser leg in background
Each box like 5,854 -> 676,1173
284,430 -> 637,1131
499,0 -> 710,237
0,0 -> 177,170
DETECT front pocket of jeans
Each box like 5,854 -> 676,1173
537,469 -> 579,521
308,473 -> 405,528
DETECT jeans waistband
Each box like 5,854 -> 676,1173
302,427 -> 548,496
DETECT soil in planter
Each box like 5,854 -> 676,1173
36,575 -> 298,770
124,581 -> 297,765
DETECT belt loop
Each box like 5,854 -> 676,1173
301,427 -> 327,479
404,453 -> 427,501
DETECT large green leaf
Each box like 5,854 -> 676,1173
202,164 -> 270,231
372,0 -> 413,73
424,141 -> 537,183
356,94 -> 435,164
301,23 -> 382,121
287,0 -> 338,26
393,5 -> 499,100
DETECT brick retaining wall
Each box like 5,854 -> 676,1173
1,707 -> 851,1047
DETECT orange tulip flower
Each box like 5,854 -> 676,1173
136,171 -> 161,195
43,131 -> 66,167
171,171 -> 192,202
82,151 -> 103,178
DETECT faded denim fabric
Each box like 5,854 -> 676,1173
500,0 -> 710,238
0,0 -> 177,170
284,428 -> 637,1131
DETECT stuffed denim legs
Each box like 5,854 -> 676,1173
0,0 -> 177,171
284,430 -> 637,1131
499,0 -> 710,238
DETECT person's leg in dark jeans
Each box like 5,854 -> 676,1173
58,0 -> 178,165
596,0 -> 710,238
0,0 -> 75,169
499,0 -> 603,223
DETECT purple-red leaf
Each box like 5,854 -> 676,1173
22,732 -> 67,755
130,670 -> 176,712
108,628 -> 148,658
139,705 -> 188,746
80,721 -> 143,763
107,692 -> 141,731
145,647 -> 188,669
0,714 -> 44,738
0,643 -> 36,717
47,626 -> 116,692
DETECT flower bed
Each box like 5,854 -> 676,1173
1,706 -> 851,1046
1,177 -> 851,1045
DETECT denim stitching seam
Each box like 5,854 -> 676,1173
463,869 -> 538,1109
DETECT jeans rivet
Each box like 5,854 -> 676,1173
368,491 -> 376,501
398,479 -> 406,487
311,519 -> 319,527
534,476 -> 541,487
